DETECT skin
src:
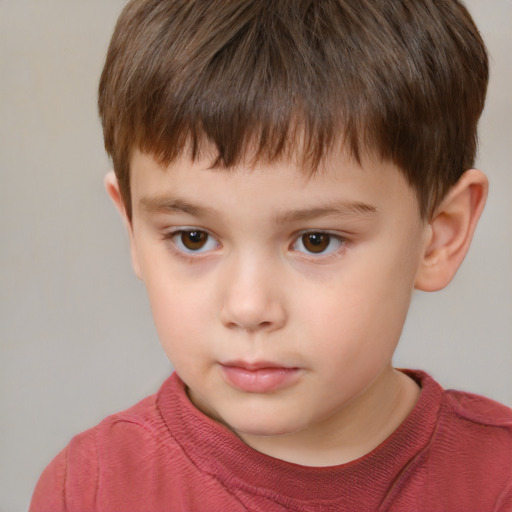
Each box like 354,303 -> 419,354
106,147 -> 487,467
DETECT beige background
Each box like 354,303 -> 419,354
1,1 -> 511,510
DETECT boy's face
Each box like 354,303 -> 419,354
126,148 -> 429,444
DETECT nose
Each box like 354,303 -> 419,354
219,255 -> 287,333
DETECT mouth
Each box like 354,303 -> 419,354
219,360 -> 302,393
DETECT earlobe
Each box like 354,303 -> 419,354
414,169 -> 488,292
104,171 -> 143,280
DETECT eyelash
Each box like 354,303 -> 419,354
292,231 -> 347,259
162,228 -> 220,257
162,228 -> 348,261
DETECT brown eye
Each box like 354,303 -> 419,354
180,230 -> 208,251
293,232 -> 344,256
301,233 -> 330,253
170,229 -> 219,255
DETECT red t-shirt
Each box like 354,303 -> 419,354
30,370 -> 512,511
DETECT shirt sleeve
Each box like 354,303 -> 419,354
29,427 -> 99,512
495,483 -> 512,512
29,447 -> 68,512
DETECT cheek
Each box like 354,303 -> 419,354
137,242 -> 208,336
144,272 -> 210,361
301,246 -> 418,368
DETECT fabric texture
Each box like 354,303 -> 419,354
30,370 -> 512,512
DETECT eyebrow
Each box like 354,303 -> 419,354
139,195 -> 377,222
273,202 -> 377,224
140,196 -> 217,218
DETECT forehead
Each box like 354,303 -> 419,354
129,148 -> 421,220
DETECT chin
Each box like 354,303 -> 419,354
226,412 -> 306,439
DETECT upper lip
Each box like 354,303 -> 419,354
221,360 -> 297,370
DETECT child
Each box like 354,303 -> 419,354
30,0 -> 512,510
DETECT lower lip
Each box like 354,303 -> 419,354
220,365 -> 301,393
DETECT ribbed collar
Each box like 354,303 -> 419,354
157,369 -> 443,508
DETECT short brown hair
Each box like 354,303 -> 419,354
98,0 -> 488,219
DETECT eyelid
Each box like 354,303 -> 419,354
161,226 -> 348,261
291,230 -> 348,257
164,226 -> 220,255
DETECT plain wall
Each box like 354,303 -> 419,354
0,1 -> 510,510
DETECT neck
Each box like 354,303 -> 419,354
237,366 -> 420,467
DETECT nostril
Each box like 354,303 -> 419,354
226,320 -> 272,331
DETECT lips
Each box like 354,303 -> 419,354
220,361 -> 301,393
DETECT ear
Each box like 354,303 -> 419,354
104,171 -> 142,280
414,169 -> 488,292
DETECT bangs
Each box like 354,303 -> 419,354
103,1 -> 369,174
99,0 -> 488,219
